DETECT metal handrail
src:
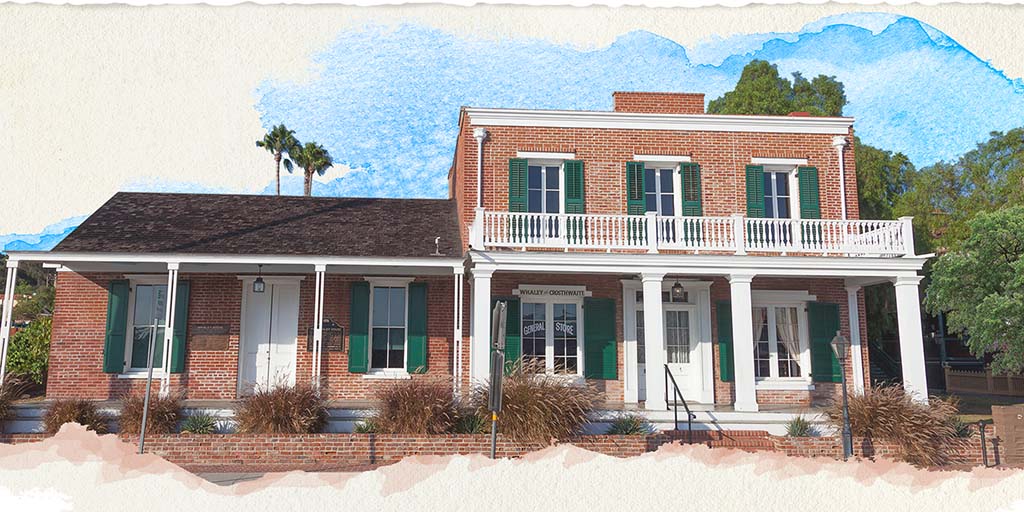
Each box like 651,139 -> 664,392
664,364 -> 694,443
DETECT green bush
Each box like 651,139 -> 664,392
235,383 -> 328,434
6,317 -> 50,385
180,412 -> 220,434
785,415 -> 813,437
43,399 -> 110,434
118,391 -> 182,435
353,419 -> 378,434
367,379 -> 457,434
452,411 -> 489,434
0,375 -> 30,427
605,414 -> 654,435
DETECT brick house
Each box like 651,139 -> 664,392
0,92 -> 931,431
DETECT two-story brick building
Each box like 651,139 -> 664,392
0,92 -> 932,432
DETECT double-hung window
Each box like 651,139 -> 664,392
125,282 -> 168,372
762,170 -> 793,219
520,300 -> 581,376
526,162 -> 562,238
370,285 -> 407,370
752,304 -> 807,379
644,166 -> 676,216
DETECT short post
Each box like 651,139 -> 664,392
731,214 -> 746,255
978,420 -> 989,467
644,211 -> 659,254
471,207 -> 486,249
898,216 -> 916,257
488,301 -> 507,459
139,319 -> 159,455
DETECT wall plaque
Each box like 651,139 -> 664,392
307,319 -> 345,353
191,324 -> 231,351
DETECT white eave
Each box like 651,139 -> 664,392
464,107 -> 853,135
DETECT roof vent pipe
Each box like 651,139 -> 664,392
473,128 -> 489,208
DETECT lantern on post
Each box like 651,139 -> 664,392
830,331 -> 853,460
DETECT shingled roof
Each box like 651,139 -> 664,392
54,192 -> 462,258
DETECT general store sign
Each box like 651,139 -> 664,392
513,285 -> 592,298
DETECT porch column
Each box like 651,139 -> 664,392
159,263 -> 180,398
0,259 -> 19,384
452,267 -> 464,393
311,264 -> 326,388
845,285 -> 866,395
641,272 -> 667,410
469,267 -> 494,385
729,274 -> 758,412
894,275 -> 929,402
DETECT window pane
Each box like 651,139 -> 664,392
644,169 -> 656,193
762,172 -> 772,195
372,287 -> 389,326
776,199 -> 789,219
775,172 -> 788,195
661,195 -> 674,216
133,285 -> 154,324
545,191 -> 560,213
564,303 -> 576,321
528,166 -> 542,188
545,166 -> 559,189
389,328 -> 405,369
636,310 -> 646,364
553,303 -> 563,320
645,194 -> 657,212
660,169 -> 673,192
371,328 -> 389,368
389,287 -> 405,327
528,190 -> 542,212
131,326 -> 164,369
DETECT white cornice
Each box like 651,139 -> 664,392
465,108 -> 854,135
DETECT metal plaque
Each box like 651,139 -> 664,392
306,319 -> 345,352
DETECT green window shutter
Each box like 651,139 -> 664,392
745,165 -> 765,218
348,282 -> 370,373
583,298 -> 617,380
102,279 -> 130,373
491,297 -> 520,374
406,282 -> 428,374
716,301 -> 734,382
508,158 -> 528,212
680,163 -> 703,216
797,166 -> 821,219
625,161 -> 646,215
563,160 -> 585,214
169,281 -> 190,374
808,302 -> 842,383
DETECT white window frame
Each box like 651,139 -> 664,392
642,162 -> 683,217
120,275 -> 171,378
760,165 -> 801,220
518,291 -> 585,379
750,298 -> 814,388
525,159 -> 565,215
365,277 -> 414,377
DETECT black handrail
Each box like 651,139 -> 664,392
664,364 -> 694,443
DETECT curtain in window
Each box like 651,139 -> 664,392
775,307 -> 801,363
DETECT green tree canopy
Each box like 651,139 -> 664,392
256,124 -> 300,196
926,206 -> 1024,374
708,60 -> 847,117
291,142 -> 334,197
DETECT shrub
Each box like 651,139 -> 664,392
452,411 -> 488,434
605,414 -> 654,435
234,383 -> 328,434
6,317 -> 50,385
118,391 -> 183,435
43,399 -> 110,434
472,361 -> 600,443
180,412 -> 220,434
949,416 -> 974,438
785,415 -> 814,437
825,384 -> 960,466
367,379 -> 457,434
352,419 -> 378,434
0,374 -> 30,427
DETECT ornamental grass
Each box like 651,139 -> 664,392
0,374 -> 30,428
825,383 -> 962,467
43,398 -> 110,435
234,383 -> 328,434
118,390 -> 183,435
367,378 -> 458,434
472,360 -> 600,443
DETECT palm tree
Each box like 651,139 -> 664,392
256,124 -> 299,195
290,142 -> 334,196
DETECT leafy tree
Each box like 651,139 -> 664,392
291,142 -> 334,197
6,317 -> 51,385
708,60 -> 846,116
925,207 -> 1024,374
256,124 -> 300,196
13,286 -> 54,321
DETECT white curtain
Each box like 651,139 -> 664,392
775,307 -> 801,364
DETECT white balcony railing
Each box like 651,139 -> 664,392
470,209 -> 915,257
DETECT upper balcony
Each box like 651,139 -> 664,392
468,209 -> 916,258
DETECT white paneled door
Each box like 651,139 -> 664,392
240,280 -> 300,393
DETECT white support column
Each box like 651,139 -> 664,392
641,273 -> 666,410
469,267 -> 494,385
899,216 -> 917,257
894,275 -> 929,402
159,263 -> 180,398
312,264 -> 326,388
452,267 -> 464,394
729,274 -> 758,412
845,285 -> 866,395
0,260 -> 20,384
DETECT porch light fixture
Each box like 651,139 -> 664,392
830,331 -> 853,460
253,265 -> 266,294
670,281 -> 686,302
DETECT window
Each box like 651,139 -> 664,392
752,305 -> 804,379
552,303 -> 578,374
371,286 -> 406,370
762,170 -> 792,219
520,301 -> 581,376
665,310 -> 691,364
644,166 -> 676,216
527,163 -> 561,214
126,283 -> 168,372
521,302 -> 546,368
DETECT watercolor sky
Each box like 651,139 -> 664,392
4,10 -> 1024,252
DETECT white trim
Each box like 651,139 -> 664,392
362,370 -> 412,380
755,379 -> 815,391
634,154 -> 691,163
517,151 -> 575,160
465,107 -> 853,135
364,276 -> 415,287
750,302 -> 813,383
8,251 -> 464,270
238,275 -> 306,284
513,284 -> 591,299
117,371 -> 169,380
366,279 -> 411,372
751,290 -> 817,303
751,157 -> 809,166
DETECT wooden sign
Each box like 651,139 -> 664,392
191,324 -> 231,351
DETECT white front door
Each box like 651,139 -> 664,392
240,281 -> 300,393
664,306 -> 701,402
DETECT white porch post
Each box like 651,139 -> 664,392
159,263 -> 179,398
312,264 -> 326,388
729,274 -> 758,412
452,267 -> 464,394
0,259 -> 20,384
894,275 -> 929,402
641,273 -> 666,410
845,285 -> 866,395
469,267 -> 493,385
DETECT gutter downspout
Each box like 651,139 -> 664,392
833,135 -> 849,220
473,128 -> 488,208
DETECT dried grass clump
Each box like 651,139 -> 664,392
368,379 -> 458,434
0,374 -> 30,427
825,384 -> 961,466
43,399 -> 110,434
118,391 -> 183,435
235,383 -> 328,434
472,361 -> 600,443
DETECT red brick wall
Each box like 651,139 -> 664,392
612,92 -> 705,114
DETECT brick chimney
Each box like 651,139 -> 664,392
612,92 -> 705,115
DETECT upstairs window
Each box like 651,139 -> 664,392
527,163 -> 561,214
644,166 -> 676,216
762,171 -> 792,219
